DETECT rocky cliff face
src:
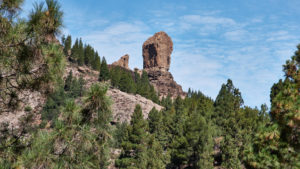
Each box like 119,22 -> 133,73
146,68 -> 186,99
112,54 -> 130,69
142,32 -> 186,98
143,31 -> 173,71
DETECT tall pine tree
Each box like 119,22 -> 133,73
99,57 -> 110,81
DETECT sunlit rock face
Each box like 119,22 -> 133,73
143,31 -> 173,71
142,31 -> 186,99
112,54 -> 130,69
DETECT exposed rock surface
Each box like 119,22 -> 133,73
142,32 -> 186,98
146,68 -> 186,98
112,54 -> 130,69
64,62 -> 99,87
107,89 -> 163,123
0,90 -> 45,129
143,31 -> 173,71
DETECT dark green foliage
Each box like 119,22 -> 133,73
1,0 -> 66,110
110,66 -> 122,87
78,38 -> 84,65
116,105 -> 167,169
71,38 -> 79,61
243,44 -> 300,169
64,70 -> 73,91
213,79 -> 245,169
161,94 -> 173,111
137,70 -> 157,100
64,71 -> 85,98
110,67 -> 159,103
69,37 -> 101,70
24,106 -> 32,112
148,108 -> 162,134
63,35 -> 72,56
20,84 -> 112,168
41,73 -> 85,126
41,83 -> 66,124
116,105 -> 149,168
119,70 -> 136,93
84,44 -> 94,66
99,57 -> 110,81
28,0 -> 63,38
92,51 -> 101,70
112,122 -> 128,148
82,83 -> 112,128
70,38 -> 85,65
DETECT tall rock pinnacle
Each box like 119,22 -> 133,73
142,31 -> 173,71
142,32 -> 186,98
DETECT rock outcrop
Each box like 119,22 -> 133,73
0,90 -> 45,128
142,32 -> 186,98
146,69 -> 186,99
143,31 -> 173,71
107,89 -> 163,123
112,54 -> 130,69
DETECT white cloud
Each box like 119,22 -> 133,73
266,30 -> 295,42
180,15 -> 236,25
224,30 -> 249,41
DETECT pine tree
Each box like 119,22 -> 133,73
116,105 -> 149,169
139,70 -> 151,97
169,97 -> 189,168
84,44 -> 94,66
146,135 -> 167,169
77,38 -> 84,65
78,75 -> 85,97
63,35 -> 72,56
92,51 -> 101,70
64,71 -> 73,91
214,79 -> 244,169
71,38 -> 79,62
99,57 -> 110,81
253,44 -> 300,168
119,71 -> 136,93
110,66 -> 121,87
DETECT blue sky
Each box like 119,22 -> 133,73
22,0 -> 300,108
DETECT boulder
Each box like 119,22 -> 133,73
143,31 -> 173,71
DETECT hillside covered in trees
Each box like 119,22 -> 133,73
0,0 -> 299,169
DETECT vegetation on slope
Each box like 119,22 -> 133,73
0,0 -> 299,169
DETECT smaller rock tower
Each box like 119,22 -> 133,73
112,54 -> 130,69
